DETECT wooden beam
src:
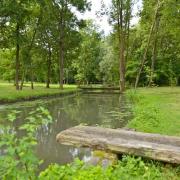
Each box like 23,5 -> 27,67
56,126 -> 180,164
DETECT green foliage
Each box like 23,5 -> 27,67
129,104 -> 161,133
126,89 -> 143,103
40,156 -> 180,180
99,35 -> 119,85
0,107 -> 52,179
73,21 -> 103,84
0,49 -> 14,81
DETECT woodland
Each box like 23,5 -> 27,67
0,0 -> 179,92
0,0 -> 180,179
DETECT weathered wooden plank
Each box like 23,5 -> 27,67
56,126 -> 180,164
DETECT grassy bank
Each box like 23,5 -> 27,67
0,83 -> 78,103
127,87 -> 180,136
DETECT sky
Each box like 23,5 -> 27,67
76,0 -> 143,35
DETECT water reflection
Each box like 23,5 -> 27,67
0,93 -> 132,170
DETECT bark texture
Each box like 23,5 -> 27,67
46,47 -> 52,88
57,126 -> 180,164
15,23 -> 20,90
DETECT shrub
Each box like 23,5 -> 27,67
39,156 -> 180,180
0,107 -> 52,179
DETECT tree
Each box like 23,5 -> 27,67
133,0 -> 180,87
0,0 -> 41,90
100,35 -> 119,85
135,0 -> 161,88
73,21 -> 103,85
52,0 -> 90,89
148,12 -> 160,87
110,0 -> 133,92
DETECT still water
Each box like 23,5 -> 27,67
0,93 -> 132,170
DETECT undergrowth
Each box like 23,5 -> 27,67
40,156 -> 180,180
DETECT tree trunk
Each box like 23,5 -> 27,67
59,41 -> 64,90
135,0 -> 160,89
15,23 -> 20,90
148,16 -> 160,87
118,0 -> 126,93
46,47 -> 52,88
59,12 -> 65,90
66,70 -> 69,84
31,79 -> 34,90
125,0 -> 131,63
119,34 -> 126,93
30,63 -> 34,90
148,37 -> 157,87
20,69 -> 25,90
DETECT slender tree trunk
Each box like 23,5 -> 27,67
59,38 -> 64,90
135,0 -> 160,89
125,20 -> 130,63
15,23 -> 20,90
125,0 -> 131,63
118,0 -> 126,93
148,16 -> 160,87
66,70 -> 69,84
46,47 -> 52,88
117,0 -> 131,93
20,68 -> 25,90
30,62 -> 34,90
59,8 -> 65,90
119,33 -> 126,92
31,79 -> 34,89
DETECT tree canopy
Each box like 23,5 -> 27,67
0,0 -> 179,90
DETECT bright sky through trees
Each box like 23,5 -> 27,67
75,0 -> 142,35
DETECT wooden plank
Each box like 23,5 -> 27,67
56,126 -> 180,164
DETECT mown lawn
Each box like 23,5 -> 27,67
127,87 -> 180,136
0,82 -> 78,103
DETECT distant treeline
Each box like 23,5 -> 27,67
0,0 -> 179,91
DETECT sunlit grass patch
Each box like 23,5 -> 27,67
127,87 -> 180,136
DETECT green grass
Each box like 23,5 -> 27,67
127,87 -> 180,136
124,87 -> 180,179
0,82 -> 78,103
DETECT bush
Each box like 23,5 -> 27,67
0,107 -> 52,179
39,156 -> 180,180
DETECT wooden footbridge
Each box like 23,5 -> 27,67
56,126 -> 180,164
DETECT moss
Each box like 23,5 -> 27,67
85,151 -> 118,168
